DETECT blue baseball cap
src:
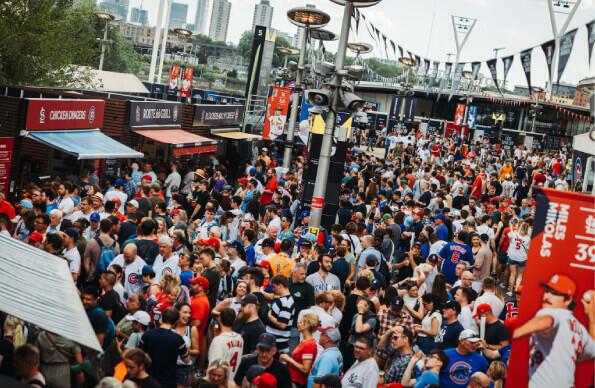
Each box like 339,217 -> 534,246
114,178 -> 124,187
90,212 -> 101,222
229,240 -> 244,252
300,209 -> 311,219
141,265 -> 155,277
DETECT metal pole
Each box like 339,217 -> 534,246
149,0 -> 165,83
310,2 -> 353,228
157,0 -> 173,84
99,20 -> 109,71
283,27 -> 308,170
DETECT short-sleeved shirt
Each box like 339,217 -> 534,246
306,271 -> 341,294
439,242 -> 474,284
307,346 -> 343,388
99,290 -> 126,324
232,318 -> 266,354
349,313 -> 377,345
383,348 -> 413,384
288,338 -> 317,385
265,294 -> 295,349
234,354 -> 291,388
341,357 -> 379,388
208,331 -> 244,379
86,307 -> 113,349
109,255 -> 146,299
140,328 -> 188,388
435,320 -> 464,350
484,320 -> 509,347
190,294 -> 210,343
415,371 -> 440,387
440,348 -> 488,388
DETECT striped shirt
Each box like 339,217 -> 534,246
266,294 -> 295,351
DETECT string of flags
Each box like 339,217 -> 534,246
482,94 -> 591,121
354,9 -> 595,98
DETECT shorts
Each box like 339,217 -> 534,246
176,364 -> 192,386
508,258 -> 526,268
498,252 -> 509,265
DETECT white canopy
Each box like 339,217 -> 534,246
68,67 -> 150,94
0,235 -> 102,352
573,132 -> 595,156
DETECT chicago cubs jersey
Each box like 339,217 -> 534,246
109,255 -> 146,299
153,254 -> 180,281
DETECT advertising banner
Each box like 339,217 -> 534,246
486,58 -> 500,92
454,104 -> 466,125
245,25 -> 267,98
405,98 -> 416,122
587,20 -> 595,65
520,48 -> 533,95
426,120 -> 443,138
448,63 -> 465,101
506,188 -> 595,388
541,39 -> 556,86
500,130 -> 519,151
179,66 -> 193,98
0,137 -> 14,196
129,101 -> 182,128
168,64 -> 181,93
26,99 -> 105,131
389,96 -> 403,121
467,106 -> 477,129
557,28 -> 578,83
193,104 -> 244,127
444,122 -> 462,138
262,86 -> 291,140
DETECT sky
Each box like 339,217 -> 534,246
126,0 -> 595,88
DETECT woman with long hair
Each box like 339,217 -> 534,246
280,313 -> 320,388
173,303 -> 200,388
122,348 -> 161,387
431,273 -> 451,306
205,359 -> 231,388
413,293 -> 442,355
507,221 -> 531,295
154,217 -> 169,240
212,280 -> 248,317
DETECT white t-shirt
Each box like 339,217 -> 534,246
67,210 -> 92,223
104,190 -> 128,213
109,255 -> 147,298
58,197 -> 75,216
476,224 -> 495,241
63,247 -> 81,275
507,232 -> 530,262
529,307 -> 595,388
165,171 -> 182,198
458,305 -> 479,334
473,292 -> 504,318
419,310 -> 442,339
153,254 -> 180,281
341,357 -> 379,388
208,331 -> 244,379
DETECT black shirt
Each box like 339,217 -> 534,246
140,328 -> 188,388
484,320 -> 509,347
288,281 -> 315,327
99,290 -> 126,324
436,320 -> 464,350
331,257 -> 350,292
337,208 -> 352,227
136,197 -> 152,217
234,354 -> 291,388
118,220 -> 137,243
192,190 -> 210,220
135,239 -> 159,265
202,266 -> 222,309
340,293 -> 359,340
233,318 -> 266,354
0,338 -> 14,378
127,375 -> 162,388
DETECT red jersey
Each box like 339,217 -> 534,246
191,294 -> 210,343
288,338 -> 317,385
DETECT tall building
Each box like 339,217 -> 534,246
208,0 -> 231,42
130,7 -> 148,25
252,0 -> 273,30
170,2 -> 188,30
194,0 -> 210,35
99,0 -> 130,21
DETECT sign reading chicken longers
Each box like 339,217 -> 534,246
507,188 -> 595,388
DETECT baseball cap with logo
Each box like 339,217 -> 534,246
261,238 -> 275,248
442,300 -> 461,314
459,329 -> 481,343
127,199 -> 139,208
473,303 -> 492,318
126,310 -> 151,326
540,274 -> 576,298
240,294 -> 259,306
256,333 -> 277,350
141,265 -> 155,277
390,296 -> 405,310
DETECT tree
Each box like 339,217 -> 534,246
238,31 -> 254,60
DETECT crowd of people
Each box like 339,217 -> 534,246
0,126 -> 590,388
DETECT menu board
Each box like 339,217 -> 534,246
0,138 -> 14,196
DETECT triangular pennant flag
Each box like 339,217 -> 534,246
557,28 -> 577,83
471,62 -> 481,80
398,45 -> 404,58
365,21 -> 376,43
520,48 -> 533,95
501,55 -> 514,89
425,61 -> 439,95
541,39 -> 555,87
437,62 -> 453,101
390,40 -> 397,57
448,63 -> 465,101
587,20 -> 595,65
423,59 -> 430,76
486,58 -> 501,93
415,55 -> 421,68
355,9 -> 361,34
382,34 -> 389,59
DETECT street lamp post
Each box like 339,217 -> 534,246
94,11 -> 115,71
174,28 -> 192,63
309,0 -> 382,229
283,7 -> 331,170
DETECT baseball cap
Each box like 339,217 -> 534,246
194,169 -> 206,179
127,199 -> 139,208
90,212 -> 101,222
141,265 -> 155,277
473,303 -> 492,318
318,327 -> 341,343
249,167 -> 258,175
313,375 -> 341,388
238,177 -> 249,185
245,365 -> 266,382
228,240 -> 244,253
63,227 -> 80,242
300,209 -> 311,219
365,255 -> 378,266
141,174 -> 153,181
261,238 -> 275,248
28,231 -> 44,243
390,296 -> 404,310
382,213 -> 392,223
19,199 -> 33,209
459,329 -> 481,343
253,373 -> 277,388
223,185 -> 233,192
114,178 -> 124,187
126,310 -> 151,326
427,253 -> 440,263
258,260 -> 272,270
189,276 -> 209,290
240,294 -> 259,306
413,208 -> 424,217
303,233 -> 317,242
198,237 -> 221,251
370,278 -> 382,290
92,192 -> 104,201
434,213 -> 446,221
442,300 -> 461,314
540,274 -> 576,298
256,333 -> 277,350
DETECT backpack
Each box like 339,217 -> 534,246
95,237 -> 116,273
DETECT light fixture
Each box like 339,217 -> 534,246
398,56 -> 416,67
287,7 -> 331,28
277,47 -> 292,56
315,61 -> 336,77
94,10 -> 115,21
346,65 -> 364,80
353,111 -> 368,124
174,28 -> 192,38
309,106 -> 325,115
347,42 -> 373,55
310,28 -> 338,41
288,61 -> 298,71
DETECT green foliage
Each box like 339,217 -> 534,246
0,0 -> 140,86
238,31 -> 254,60
364,58 -> 403,78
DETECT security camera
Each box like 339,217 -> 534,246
307,87 -> 333,107
339,90 -> 365,112
315,61 -> 336,78
341,81 -> 354,93
353,111 -> 368,124
288,61 -> 298,72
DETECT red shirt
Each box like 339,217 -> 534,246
431,144 -> 441,156
288,338 -> 317,385
260,177 -> 277,205
533,172 -> 546,185
552,161 -> 563,175
0,200 -> 16,220
191,294 -> 210,343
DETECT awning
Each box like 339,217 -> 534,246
27,129 -> 143,160
0,235 -> 102,352
211,130 -> 261,141
133,129 -> 219,156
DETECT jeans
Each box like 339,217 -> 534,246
416,336 -> 436,355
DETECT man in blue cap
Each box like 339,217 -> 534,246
434,213 -> 449,241
234,333 -> 291,388
104,178 -> 128,213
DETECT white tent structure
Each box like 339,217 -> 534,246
0,235 -> 102,352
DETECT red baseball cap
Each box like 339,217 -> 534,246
238,177 -> 249,185
473,303 -> 492,318
198,237 -> 221,251
141,174 -> 153,181
189,276 -> 209,290
258,260 -> 272,270
540,274 -> 576,298
253,373 -> 277,388
28,232 -> 44,243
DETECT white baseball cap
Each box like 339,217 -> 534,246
459,329 -> 481,343
126,311 -> 150,326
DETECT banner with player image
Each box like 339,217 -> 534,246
168,64 -> 181,93
454,104 -> 465,126
507,188 -> 595,388
262,86 -> 291,141
179,66 -> 193,98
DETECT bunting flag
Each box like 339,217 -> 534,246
407,51 -> 414,60
437,62 -> 452,100
448,63 -> 465,101
382,34 -> 389,59
374,26 -> 382,44
423,59 -> 431,76
390,40 -> 397,58
398,45 -> 404,58
557,28 -> 577,83
520,48 -> 533,95
501,55 -> 514,89
354,9 -> 361,34
415,55 -> 421,69
425,61 -> 440,94
486,58 -> 500,93
541,39 -> 555,87
471,62 -> 481,80
364,20 -> 376,43
587,20 -> 595,65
